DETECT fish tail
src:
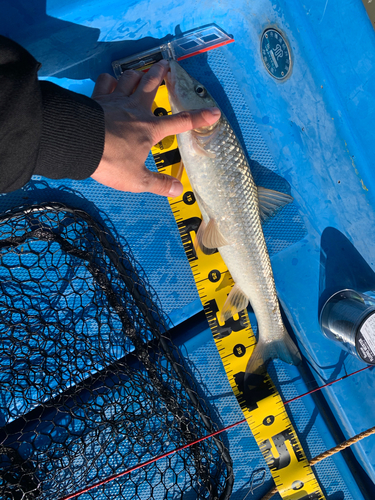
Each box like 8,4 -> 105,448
276,327 -> 302,365
245,327 -> 302,377
243,329 -> 301,405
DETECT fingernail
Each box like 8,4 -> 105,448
159,59 -> 169,66
204,107 -> 221,116
168,180 -> 183,198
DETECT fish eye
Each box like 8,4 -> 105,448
195,85 -> 207,97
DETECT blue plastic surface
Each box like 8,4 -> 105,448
1,0 -> 375,497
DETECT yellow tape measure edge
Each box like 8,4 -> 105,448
151,84 -> 325,500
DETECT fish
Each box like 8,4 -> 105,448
165,60 -> 302,380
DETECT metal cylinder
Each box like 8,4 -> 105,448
319,289 -> 375,364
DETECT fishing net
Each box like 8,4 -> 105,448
0,202 -> 233,500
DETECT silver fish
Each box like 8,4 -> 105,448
165,60 -> 301,376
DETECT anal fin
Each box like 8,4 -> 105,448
220,284 -> 249,322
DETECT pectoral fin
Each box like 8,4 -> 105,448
220,284 -> 249,322
176,160 -> 184,182
257,187 -> 293,222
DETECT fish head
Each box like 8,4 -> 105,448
165,60 -> 219,132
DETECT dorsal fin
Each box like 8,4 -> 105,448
257,187 -> 293,222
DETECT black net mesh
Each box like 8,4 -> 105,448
0,202 -> 233,500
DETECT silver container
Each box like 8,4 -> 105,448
319,289 -> 375,364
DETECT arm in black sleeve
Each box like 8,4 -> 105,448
0,35 -> 105,193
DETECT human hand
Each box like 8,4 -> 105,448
91,60 -> 220,197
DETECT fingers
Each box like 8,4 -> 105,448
114,69 -> 143,96
92,74 -> 117,98
138,169 -> 183,197
92,155 -> 183,198
132,60 -> 169,108
153,107 -> 221,142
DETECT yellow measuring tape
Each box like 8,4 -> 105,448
151,82 -> 325,500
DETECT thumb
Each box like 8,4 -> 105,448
154,107 -> 221,141
142,170 -> 183,198
92,73 -> 118,99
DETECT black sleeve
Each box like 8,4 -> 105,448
0,35 -> 105,193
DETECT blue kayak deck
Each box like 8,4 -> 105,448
1,0 -> 375,497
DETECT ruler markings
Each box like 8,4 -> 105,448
151,82 -> 325,500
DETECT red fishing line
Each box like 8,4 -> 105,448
59,364 -> 372,500
176,39 -> 235,61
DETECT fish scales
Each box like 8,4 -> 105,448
178,116 -> 282,340
166,60 -> 301,375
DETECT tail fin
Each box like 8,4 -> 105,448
245,328 -> 302,377
243,329 -> 301,406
